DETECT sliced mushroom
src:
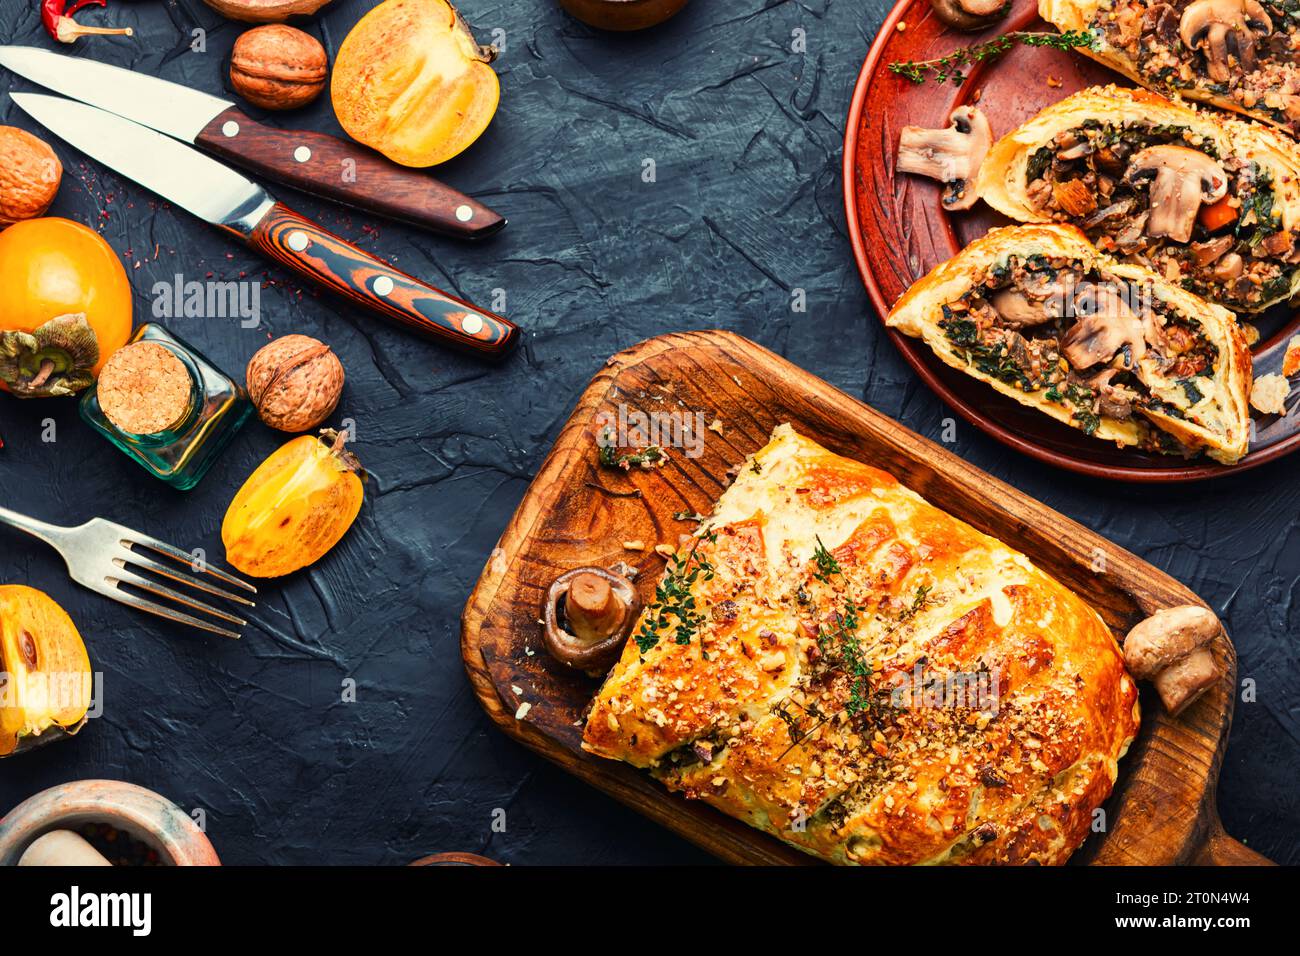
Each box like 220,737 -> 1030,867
989,288 -> 1049,329
1081,198 -> 1136,230
543,564 -> 641,672
1179,0 -> 1273,83
1212,252 -> 1245,281
929,0 -> 1008,32
1190,234 -> 1233,268
1061,283 -> 1147,370
897,106 -> 992,211
989,271 -> 1075,329
1125,145 -> 1229,244
1086,367 -> 1139,420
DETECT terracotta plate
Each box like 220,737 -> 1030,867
843,0 -> 1300,481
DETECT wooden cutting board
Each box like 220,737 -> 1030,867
461,331 -> 1268,865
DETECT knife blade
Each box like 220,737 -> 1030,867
0,46 -> 505,240
10,93 -> 517,360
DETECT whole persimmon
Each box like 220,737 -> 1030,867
0,217 -> 133,398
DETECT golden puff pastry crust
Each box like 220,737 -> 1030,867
1040,0 -> 1300,137
977,86 -> 1300,313
583,424 -> 1141,865
888,225 -> 1252,463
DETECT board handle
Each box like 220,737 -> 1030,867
247,203 -> 518,360
197,108 -> 505,239
1193,826 -> 1274,866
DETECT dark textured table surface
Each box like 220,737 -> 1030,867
0,0 -> 1295,866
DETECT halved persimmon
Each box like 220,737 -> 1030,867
331,0 -> 499,168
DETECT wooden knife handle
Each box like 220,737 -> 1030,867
197,108 -> 505,240
247,203 -> 518,360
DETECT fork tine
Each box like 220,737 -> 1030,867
121,532 -> 257,594
107,587 -> 242,640
110,565 -> 247,628
120,546 -> 256,608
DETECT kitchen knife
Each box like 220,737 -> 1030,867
0,45 -> 505,240
10,93 -> 517,360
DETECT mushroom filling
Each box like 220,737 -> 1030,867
937,253 -> 1219,451
1096,0 -> 1300,135
1023,119 -> 1298,308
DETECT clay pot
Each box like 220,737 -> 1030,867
558,0 -> 689,31
0,780 -> 220,866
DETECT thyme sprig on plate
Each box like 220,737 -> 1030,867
888,30 -> 1095,86
634,530 -> 718,655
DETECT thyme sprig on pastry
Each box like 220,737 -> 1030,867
634,532 -> 718,655
889,30 -> 1095,85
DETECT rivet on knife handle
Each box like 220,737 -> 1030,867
247,203 -> 517,359
197,108 -> 506,240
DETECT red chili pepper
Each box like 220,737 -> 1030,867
41,0 -> 133,44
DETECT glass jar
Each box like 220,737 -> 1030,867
80,324 -> 251,490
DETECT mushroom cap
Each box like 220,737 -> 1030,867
1123,604 -> 1220,679
929,0 -> 1008,31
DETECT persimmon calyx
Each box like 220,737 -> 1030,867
0,313 -> 100,398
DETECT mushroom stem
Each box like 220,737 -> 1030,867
542,565 -> 641,672
567,572 -> 623,641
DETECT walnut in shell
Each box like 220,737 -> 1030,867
0,127 -> 62,229
230,25 -> 328,111
246,334 -> 344,432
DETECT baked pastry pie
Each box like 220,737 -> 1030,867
1041,0 -> 1300,137
977,86 -> 1300,313
889,224 -> 1251,462
583,424 -> 1141,865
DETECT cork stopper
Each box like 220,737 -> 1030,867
97,341 -> 194,435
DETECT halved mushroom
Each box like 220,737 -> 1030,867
1086,367 -> 1140,420
897,106 -> 992,211
1191,234 -> 1233,268
1124,145 -> 1229,244
1212,252 -> 1245,281
989,272 -> 1075,329
543,564 -> 641,672
1061,283 -> 1147,370
929,0 -> 1008,32
1179,0 -> 1273,83
989,288 -> 1049,328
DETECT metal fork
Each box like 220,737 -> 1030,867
0,506 -> 256,639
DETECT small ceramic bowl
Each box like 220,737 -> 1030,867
0,780 -> 220,866
408,852 -> 501,866
559,0 -> 689,31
